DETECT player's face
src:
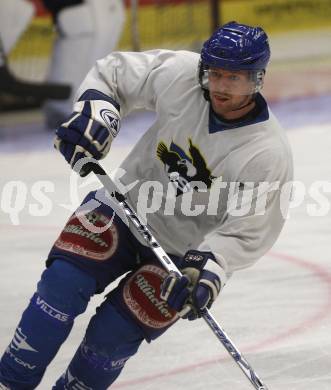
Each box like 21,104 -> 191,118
207,68 -> 255,118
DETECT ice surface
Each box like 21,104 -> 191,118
1,96 -> 331,389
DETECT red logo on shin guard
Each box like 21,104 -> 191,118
123,264 -> 178,329
55,211 -> 118,261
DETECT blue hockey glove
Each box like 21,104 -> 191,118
54,89 -> 120,176
160,250 -> 224,320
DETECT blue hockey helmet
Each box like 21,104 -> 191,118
200,21 -> 270,71
198,22 -> 270,96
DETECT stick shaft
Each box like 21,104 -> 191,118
92,163 -> 268,390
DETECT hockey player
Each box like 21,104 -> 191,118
42,0 -> 126,128
0,22 -> 293,389
0,0 -> 71,110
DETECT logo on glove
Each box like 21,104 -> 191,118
100,109 -> 120,138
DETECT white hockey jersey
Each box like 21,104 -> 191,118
77,50 -> 293,283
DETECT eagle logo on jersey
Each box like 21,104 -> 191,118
156,138 -> 215,196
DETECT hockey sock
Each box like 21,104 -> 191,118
53,301 -> 143,390
0,260 -> 96,389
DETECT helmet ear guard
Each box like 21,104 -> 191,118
197,60 -> 210,101
197,60 -> 209,90
250,69 -> 265,93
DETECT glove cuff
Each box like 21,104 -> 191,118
182,250 -> 227,292
199,259 -> 223,300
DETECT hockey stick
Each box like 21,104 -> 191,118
88,161 -> 269,390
